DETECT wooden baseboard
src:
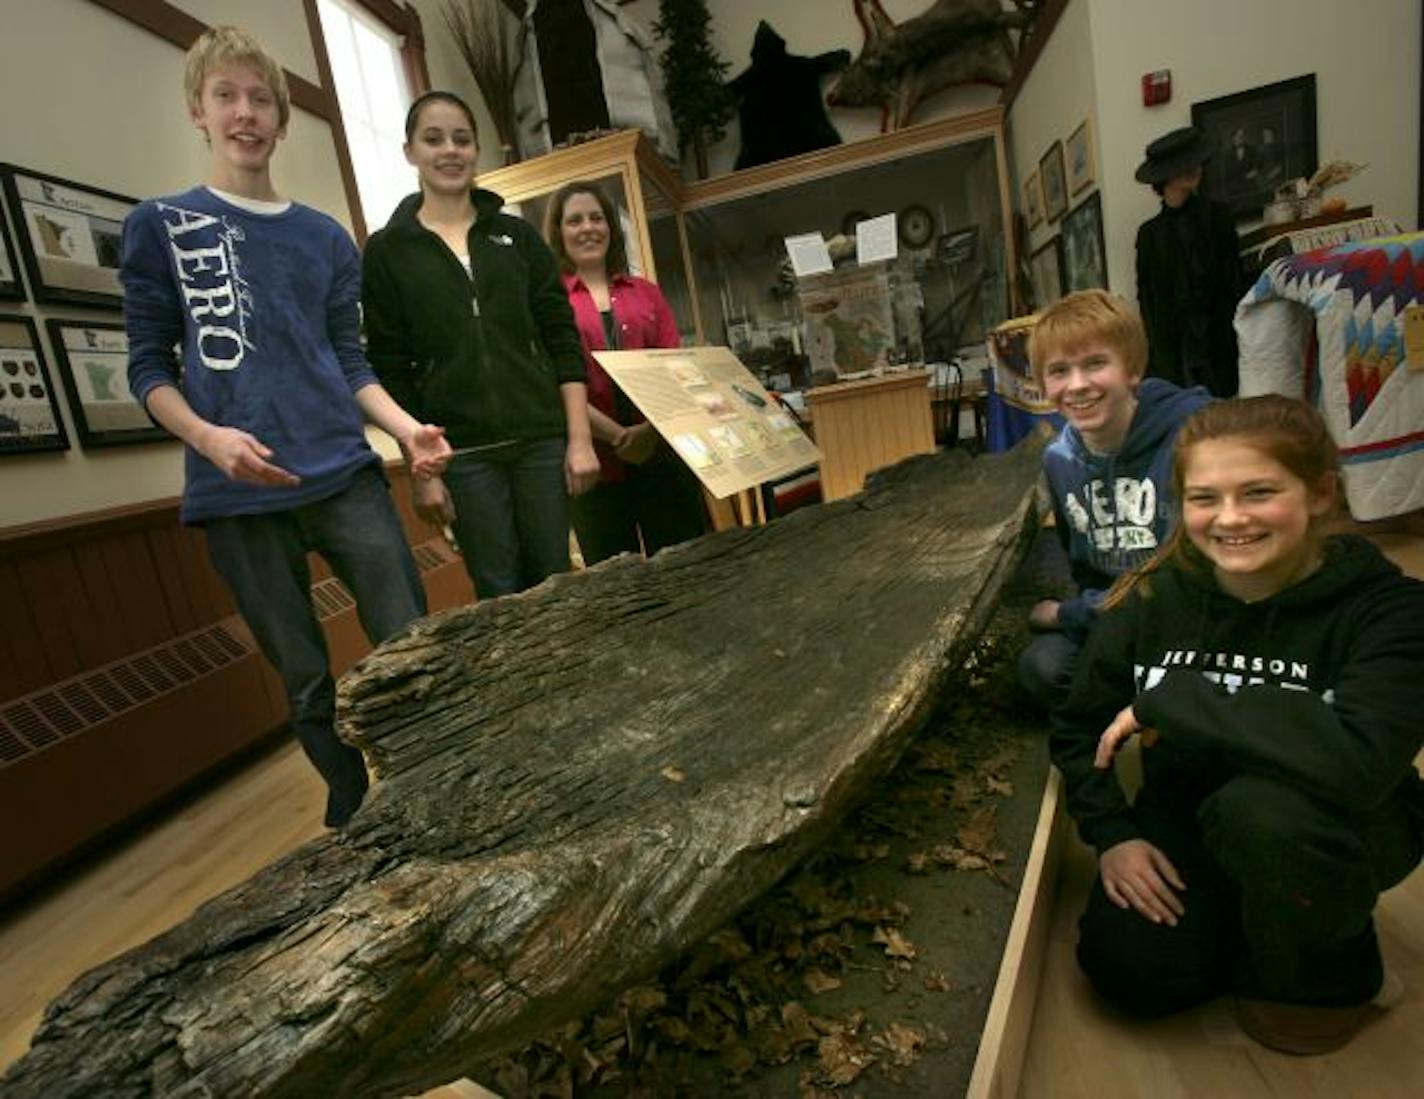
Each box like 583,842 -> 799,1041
966,766 -> 1065,1099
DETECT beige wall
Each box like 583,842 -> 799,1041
1006,0 -> 1099,265
1,0 -> 360,528
1007,0 -> 1421,301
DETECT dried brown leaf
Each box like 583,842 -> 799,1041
904,851 -> 930,875
872,1021 -> 926,1066
803,967 -> 843,995
956,804 -> 999,852
986,775 -> 1013,797
923,969 -> 951,992
816,1030 -> 875,1086
872,925 -> 917,960
660,765 -> 685,783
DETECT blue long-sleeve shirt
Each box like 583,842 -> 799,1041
121,187 -> 379,524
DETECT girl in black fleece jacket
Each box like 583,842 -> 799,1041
1052,395 -> 1424,1055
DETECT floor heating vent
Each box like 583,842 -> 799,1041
0,621 -> 255,772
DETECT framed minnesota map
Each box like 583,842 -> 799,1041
46,320 -> 168,447
1,164 -> 137,308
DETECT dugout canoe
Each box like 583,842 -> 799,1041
3,432 -> 1045,1098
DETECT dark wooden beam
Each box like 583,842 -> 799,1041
999,0 -> 1070,111
85,0 -> 335,122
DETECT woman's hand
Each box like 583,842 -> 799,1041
413,475 -> 455,527
1028,598 -> 1061,631
1095,704 -> 1159,768
614,422 -> 660,465
1099,839 -> 1186,925
565,438 -> 601,496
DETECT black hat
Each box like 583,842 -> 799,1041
1134,126 -> 1213,184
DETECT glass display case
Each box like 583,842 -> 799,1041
475,108 -> 1014,382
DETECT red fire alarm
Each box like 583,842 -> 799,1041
1142,69 -> 1172,106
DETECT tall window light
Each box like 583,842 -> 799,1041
316,0 -> 415,232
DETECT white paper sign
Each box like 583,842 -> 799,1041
784,232 -> 833,277
855,213 -> 898,265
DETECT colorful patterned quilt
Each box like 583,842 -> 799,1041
1235,232 -> 1424,520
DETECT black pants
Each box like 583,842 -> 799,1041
570,456 -> 708,566
1077,774 -> 1422,1016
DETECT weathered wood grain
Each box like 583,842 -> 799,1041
3,436 -> 1044,1098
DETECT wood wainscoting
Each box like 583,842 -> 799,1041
806,371 -> 938,502
0,465 -> 473,901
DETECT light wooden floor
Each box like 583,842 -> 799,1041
1021,530 -> 1424,1098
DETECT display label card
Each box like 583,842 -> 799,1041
1404,304 -> 1424,372
784,232 -> 833,277
594,346 -> 821,499
855,213 -> 898,265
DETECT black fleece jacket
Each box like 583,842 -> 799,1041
1052,535 -> 1424,855
362,187 -> 586,448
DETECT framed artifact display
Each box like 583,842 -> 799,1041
1022,170 -> 1044,228
1029,235 -> 1065,309
1066,118 -> 1096,195
0,205 -> 22,300
45,319 -> 167,447
1039,140 -> 1068,223
1061,191 -> 1107,293
0,164 -> 137,308
0,313 -> 69,454
1192,74 -> 1317,219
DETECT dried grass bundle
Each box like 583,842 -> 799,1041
442,0 -> 519,157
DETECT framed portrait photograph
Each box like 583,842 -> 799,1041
0,205 -> 22,300
1039,141 -> 1069,223
0,314 -> 69,455
1066,119 -> 1096,196
1062,191 -> 1107,293
1029,236 -> 1065,310
0,164 -> 138,309
1022,170 -> 1044,229
1192,74 -> 1317,219
45,319 -> 167,448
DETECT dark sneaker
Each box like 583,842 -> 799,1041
1235,996 -> 1384,1055
324,766 -> 370,829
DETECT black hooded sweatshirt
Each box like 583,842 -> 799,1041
362,187 -> 586,449
1051,535 -> 1424,855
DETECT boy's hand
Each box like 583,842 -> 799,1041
565,438 -> 601,496
413,476 -> 455,527
401,424 -> 452,479
1028,598 -> 1061,630
614,422 -> 660,466
1095,704 -> 1159,768
199,425 -> 300,487
1100,839 -> 1186,925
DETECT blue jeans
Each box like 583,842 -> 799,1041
1016,630 -> 1083,709
445,437 -> 571,597
204,465 -> 425,824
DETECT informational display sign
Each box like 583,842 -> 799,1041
593,346 -> 821,499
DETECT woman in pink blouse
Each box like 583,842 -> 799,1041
545,181 -> 708,565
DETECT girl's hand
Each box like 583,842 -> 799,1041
1028,598 -> 1061,630
1100,839 -> 1186,925
413,476 -> 455,527
1095,704 -> 1158,768
401,423 -> 452,479
614,422 -> 660,465
565,438 -> 601,496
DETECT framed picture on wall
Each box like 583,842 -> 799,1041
0,314 -> 70,455
1066,119 -> 1096,195
1192,74 -> 1317,219
1061,191 -> 1107,293
1022,170 -> 1044,228
45,320 -> 168,448
1039,141 -> 1069,223
0,164 -> 138,309
0,205 -> 22,300
1029,236 -> 1065,309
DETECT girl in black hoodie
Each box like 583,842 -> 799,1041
1052,395 -> 1424,1055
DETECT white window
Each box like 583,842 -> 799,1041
317,0 -> 414,232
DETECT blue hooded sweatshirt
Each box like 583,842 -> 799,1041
1043,378 -> 1211,640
